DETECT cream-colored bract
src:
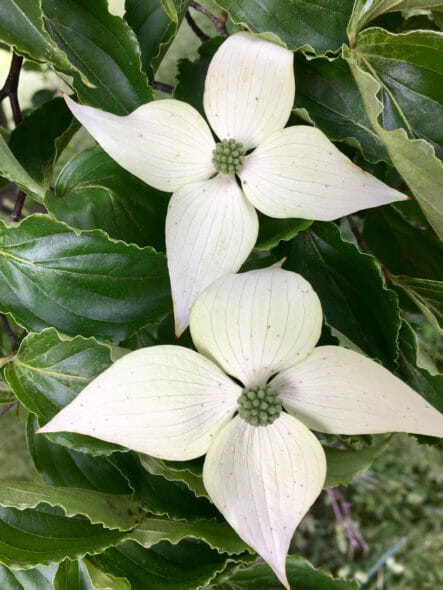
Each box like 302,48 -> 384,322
63,32 -> 406,336
38,268 -> 443,588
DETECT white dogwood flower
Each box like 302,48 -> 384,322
63,32 -> 406,337
38,268 -> 442,588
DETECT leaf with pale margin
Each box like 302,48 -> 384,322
54,560 -> 94,590
215,0 -> 355,54
0,564 -> 56,590
82,560 -> 130,590
0,481 -> 143,531
5,328 -> 121,455
392,276 -> 443,334
0,135 -> 46,202
0,216 -> 171,340
47,147 -> 169,251
324,437 -> 391,488
141,455 -> 208,498
0,504 -> 126,568
41,0 -> 153,114
130,515 -> 251,555
344,44 -> 443,239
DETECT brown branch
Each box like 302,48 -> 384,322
189,1 -> 228,36
0,53 -> 23,125
327,488 -> 369,555
152,81 -> 174,94
10,190 -> 27,222
0,401 -> 17,417
185,10 -> 210,42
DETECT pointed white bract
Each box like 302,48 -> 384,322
203,414 -> 326,589
203,32 -> 295,150
38,268 -> 443,588
64,31 -> 408,335
166,174 -> 258,336
274,346 -> 443,437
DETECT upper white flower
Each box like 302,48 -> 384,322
38,267 -> 443,588
63,32 -> 406,336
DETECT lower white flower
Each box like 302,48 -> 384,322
38,268 -> 443,588
62,32 -> 406,336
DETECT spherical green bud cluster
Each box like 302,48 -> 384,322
212,138 -> 245,175
237,384 -> 282,427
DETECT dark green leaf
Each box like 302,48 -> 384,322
391,276 -> 443,333
5,328 -> 120,455
46,147 -> 169,251
125,0 -> 188,79
0,215 -> 171,340
279,221 -> 400,368
0,564 -> 55,590
88,539 -> 242,590
293,54 -> 390,164
215,0 -> 355,54
130,515 -> 250,555
41,0 -> 153,114
0,504 -> 126,568
0,135 -> 46,202
0,480 -> 143,531
363,206 -> 443,280
8,97 -> 78,187
110,452 -> 219,521
255,215 -> 312,250
141,454 -> 208,499
54,560 -> 93,590
27,415 -> 132,493
214,555 -> 360,589
324,437 -> 391,488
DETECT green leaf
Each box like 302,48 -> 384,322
398,321 -> 443,413
82,560 -> 130,590
130,515 -> 250,555
161,0 -> 183,23
88,539 -> 243,590
8,97 -> 78,187
324,437 -> 391,488
293,54 -> 390,164
0,504 -> 126,568
125,0 -> 188,78
54,560 -> 93,590
41,0 -> 153,114
347,0 -> 443,42
27,415 -> 132,493
279,221 -> 400,369
46,147 -> 169,251
214,554 -> 360,589
353,28 -> 443,159
0,215 -> 171,340
110,452 -> 219,521
141,455 -> 208,499
363,206 -> 443,280
0,564 -> 55,590
391,276 -> 443,333
0,0 -> 84,80
0,480 -> 143,531
344,43 -> 443,239
215,0 -> 355,54
5,329 -> 120,455
255,215 -> 312,250
0,135 -> 46,202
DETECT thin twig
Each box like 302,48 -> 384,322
0,401 -> 17,417
185,10 -> 210,42
1,314 -> 17,349
326,488 -> 369,554
152,81 -> 174,94
0,53 -> 23,125
189,1 -> 228,36
10,190 -> 27,222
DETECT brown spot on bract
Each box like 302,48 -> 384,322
242,180 -> 247,185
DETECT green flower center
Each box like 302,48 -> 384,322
212,139 -> 245,175
237,384 -> 282,427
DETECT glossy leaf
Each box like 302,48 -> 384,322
41,0 -> 153,114
392,276 -> 443,333
0,480 -> 143,531
47,147 -> 169,250
88,539 -> 244,590
82,560 -> 130,590
0,504 -> 126,568
279,221 -> 400,369
293,54 -> 390,164
8,97 -> 78,187
324,437 -> 391,488
0,135 -> 46,202
130,515 -> 250,555
0,216 -> 171,340
255,216 -> 312,250
5,329 -> 120,455
125,0 -> 188,79
0,564 -> 55,590
215,0 -> 355,54
54,559 -> 94,590
140,455 -> 207,499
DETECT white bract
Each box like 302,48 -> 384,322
63,32 -> 406,336
38,268 -> 443,588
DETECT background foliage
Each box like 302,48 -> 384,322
0,1 -> 441,589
